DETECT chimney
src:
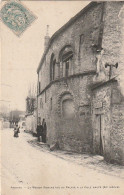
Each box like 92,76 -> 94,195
44,25 -> 50,50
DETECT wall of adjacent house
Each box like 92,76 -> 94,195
92,81 -> 124,165
25,113 -> 37,134
95,2 -> 124,165
111,84 -> 124,165
99,2 -> 123,78
92,83 -> 112,161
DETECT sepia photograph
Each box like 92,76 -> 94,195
0,1 -> 124,195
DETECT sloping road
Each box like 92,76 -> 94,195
1,129 -> 124,195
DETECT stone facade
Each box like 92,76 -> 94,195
37,2 -> 124,164
92,80 -> 124,165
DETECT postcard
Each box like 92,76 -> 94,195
0,1 -> 124,195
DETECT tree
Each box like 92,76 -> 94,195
9,110 -> 24,124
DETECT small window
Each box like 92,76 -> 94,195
22,122 -> 25,126
79,34 -> 84,57
39,82 -> 41,93
40,98 -> 43,108
50,54 -> 56,81
80,34 -> 84,45
45,91 -> 46,103
52,60 -> 56,80
65,61 -> 69,77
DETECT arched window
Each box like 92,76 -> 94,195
59,92 -> 75,119
62,99 -> 75,118
50,54 -> 56,81
59,45 -> 73,77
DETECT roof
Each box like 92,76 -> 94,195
37,1 -> 102,73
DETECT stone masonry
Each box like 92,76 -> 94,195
37,2 -> 124,165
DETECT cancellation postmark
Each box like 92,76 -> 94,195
0,0 -> 37,36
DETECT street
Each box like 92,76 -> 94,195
1,129 -> 124,195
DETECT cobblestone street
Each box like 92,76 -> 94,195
1,129 -> 124,195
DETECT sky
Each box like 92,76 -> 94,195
0,1 -> 90,111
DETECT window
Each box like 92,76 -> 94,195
65,60 -> 69,77
40,98 -> 43,108
59,92 -> 75,119
80,34 -> 84,45
62,99 -> 75,119
79,34 -> 84,60
22,122 -> 25,126
50,54 -> 56,81
59,45 -> 73,77
39,82 -> 41,94
52,60 -> 56,80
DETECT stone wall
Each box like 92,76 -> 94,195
38,2 -> 103,93
111,84 -> 124,165
37,2 -> 104,152
25,111 -> 37,134
98,2 -> 123,79
37,2 -> 124,163
92,81 -> 124,165
38,74 -> 93,152
92,82 -> 112,160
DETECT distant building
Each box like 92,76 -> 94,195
37,2 -> 124,165
25,96 -> 37,135
0,116 -> 10,129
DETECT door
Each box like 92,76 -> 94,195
99,115 -> 103,155
95,114 -> 104,156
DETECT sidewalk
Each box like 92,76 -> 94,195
26,133 -> 124,180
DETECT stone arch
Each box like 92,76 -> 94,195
59,45 -> 74,60
58,91 -> 75,118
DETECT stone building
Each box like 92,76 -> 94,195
37,2 -> 124,165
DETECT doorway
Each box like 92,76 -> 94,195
96,114 -> 104,156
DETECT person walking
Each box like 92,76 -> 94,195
14,124 -> 20,138
42,119 -> 47,143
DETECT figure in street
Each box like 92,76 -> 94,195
42,118 -> 47,143
14,124 -> 20,138
36,121 -> 43,142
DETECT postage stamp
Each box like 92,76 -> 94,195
0,0 -> 37,36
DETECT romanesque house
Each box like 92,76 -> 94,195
37,2 -> 124,165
